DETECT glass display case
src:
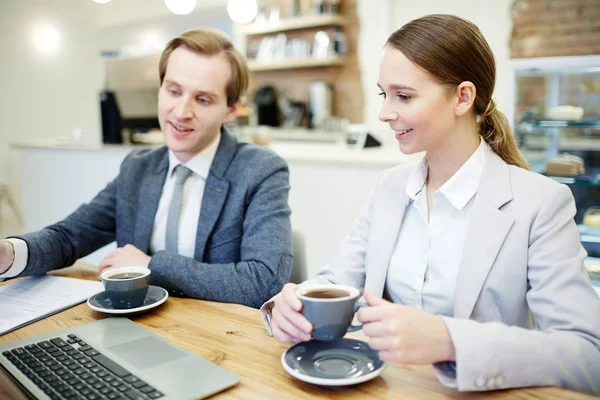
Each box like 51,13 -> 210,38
507,55 -> 600,268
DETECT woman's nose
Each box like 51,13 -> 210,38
378,104 -> 398,123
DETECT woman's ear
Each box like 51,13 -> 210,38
454,81 -> 476,117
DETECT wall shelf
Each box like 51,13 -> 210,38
529,119 -> 600,129
248,56 -> 346,72
521,136 -> 600,152
237,14 -> 347,36
235,1 -> 363,124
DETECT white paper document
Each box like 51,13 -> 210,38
0,275 -> 103,336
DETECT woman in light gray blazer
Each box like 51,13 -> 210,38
261,14 -> 600,395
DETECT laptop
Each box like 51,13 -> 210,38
0,318 -> 239,400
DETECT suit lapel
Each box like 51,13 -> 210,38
365,169 -> 411,297
134,148 -> 169,253
194,178 -> 230,260
453,150 -> 515,318
194,127 -> 237,259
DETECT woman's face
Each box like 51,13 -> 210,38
378,46 -> 458,155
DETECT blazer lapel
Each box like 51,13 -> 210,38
365,169 -> 411,298
194,127 -> 237,260
453,150 -> 515,318
134,148 -> 169,253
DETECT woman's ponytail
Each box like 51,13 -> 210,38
478,99 -> 530,170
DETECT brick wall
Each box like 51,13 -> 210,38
510,0 -> 600,58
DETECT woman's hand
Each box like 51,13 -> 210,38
359,291 -> 456,364
270,283 -> 312,342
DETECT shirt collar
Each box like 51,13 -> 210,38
405,138 -> 487,210
167,133 -> 221,180
406,156 -> 429,200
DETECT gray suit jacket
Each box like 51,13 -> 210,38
13,128 -> 293,308
308,149 -> 600,394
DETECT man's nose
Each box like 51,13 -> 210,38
175,97 -> 193,119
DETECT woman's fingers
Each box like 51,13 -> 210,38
282,283 -> 302,311
271,320 -> 301,343
272,305 -> 311,341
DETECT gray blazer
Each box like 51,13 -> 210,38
309,149 -> 600,394
13,128 -> 293,308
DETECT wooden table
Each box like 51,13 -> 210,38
0,264 -> 594,400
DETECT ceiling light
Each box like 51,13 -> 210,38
33,26 -> 61,53
164,0 -> 197,15
227,0 -> 258,24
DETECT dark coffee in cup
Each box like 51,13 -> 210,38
107,272 -> 144,280
302,288 -> 351,299
100,267 -> 151,309
297,285 -> 364,341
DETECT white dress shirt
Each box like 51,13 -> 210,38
385,139 -> 486,316
150,135 -> 219,257
0,134 -> 220,278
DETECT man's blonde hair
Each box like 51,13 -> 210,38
159,27 -> 249,107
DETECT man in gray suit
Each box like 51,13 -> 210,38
0,28 -> 293,309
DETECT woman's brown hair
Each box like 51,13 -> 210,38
386,14 -> 529,169
159,27 -> 249,107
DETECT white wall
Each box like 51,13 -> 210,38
0,0 -> 104,186
357,0 -> 513,146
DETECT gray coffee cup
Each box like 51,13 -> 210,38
100,267 -> 151,309
297,284 -> 364,341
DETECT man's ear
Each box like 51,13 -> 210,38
454,81 -> 476,117
223,99 -> 242,124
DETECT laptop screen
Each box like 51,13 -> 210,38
0,365 -> 32,400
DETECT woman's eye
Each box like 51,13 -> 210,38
378,91 -> 386,99
397,94 -> 411,101
169,89 -> 180,95
197,97 -> 211,104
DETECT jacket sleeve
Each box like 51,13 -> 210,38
148,158 -> 293,309
434,184 -> 600,395
9,177 -> 120,277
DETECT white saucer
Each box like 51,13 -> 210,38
87,285 -> 169,315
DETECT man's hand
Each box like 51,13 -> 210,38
358,291 -> 456,365
0,240 -> 15,274
98,244 -> 151,278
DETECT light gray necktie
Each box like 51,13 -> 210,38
165,165 -> 193,253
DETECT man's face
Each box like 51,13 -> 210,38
158,46 -> 240,162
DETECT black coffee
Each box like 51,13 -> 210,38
108,272 -> 144,280
303,289 -> 350,299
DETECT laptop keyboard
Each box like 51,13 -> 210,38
2,334 -> 164,400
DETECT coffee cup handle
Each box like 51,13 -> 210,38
347,301 -> 367,332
